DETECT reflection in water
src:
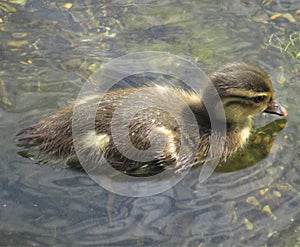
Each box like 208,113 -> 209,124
216,118 -> 287,172
0,0 -> 299,246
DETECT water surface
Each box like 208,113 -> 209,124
1,0 -> 300,246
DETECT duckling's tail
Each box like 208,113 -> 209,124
16,124 -> 44,147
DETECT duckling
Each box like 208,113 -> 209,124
17,63 -> 287,176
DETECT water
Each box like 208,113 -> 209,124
1,0 -> 300,246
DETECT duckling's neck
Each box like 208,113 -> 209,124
188,98 -> 253,145
178,88 -> 253,137
227,117 -> 253,144
226,117 -> 253,130
225,117 -> 253,157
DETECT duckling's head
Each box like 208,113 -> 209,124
207,63 -> 287,124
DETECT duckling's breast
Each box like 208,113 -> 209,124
225,118 -> 253,158
239,126 -> 252,145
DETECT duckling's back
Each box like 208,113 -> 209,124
17,86 -> 204,176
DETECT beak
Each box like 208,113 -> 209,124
264,99 -> 288,116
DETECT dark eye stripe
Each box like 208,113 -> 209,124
225,101 -> 252,108
227,95 -> 266,102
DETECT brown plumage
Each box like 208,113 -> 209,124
17,63 -> 287,176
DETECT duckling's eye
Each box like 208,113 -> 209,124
253,96 -> 265,103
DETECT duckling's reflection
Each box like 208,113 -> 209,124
215,118 -> 287,173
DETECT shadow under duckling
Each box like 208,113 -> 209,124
17,63 -> 288,176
